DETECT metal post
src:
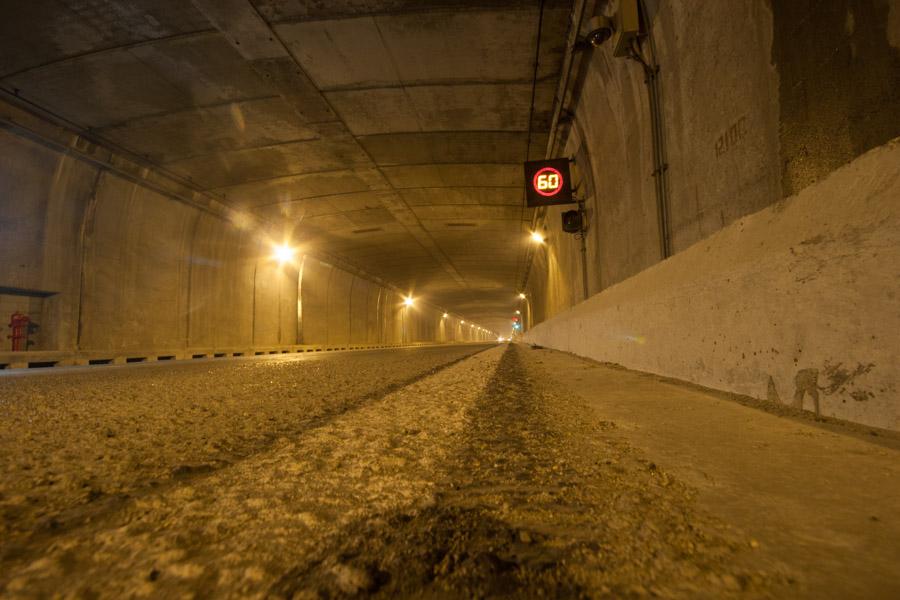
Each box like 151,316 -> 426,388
578,199 -> 589,301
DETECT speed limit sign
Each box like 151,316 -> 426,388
523,158 -> 574,207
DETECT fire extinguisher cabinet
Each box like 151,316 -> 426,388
7,312 -> 31,352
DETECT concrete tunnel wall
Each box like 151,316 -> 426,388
0,125 -> 487,359
525,140 -> 900,431
523,0 -> 900,430
528,0 -> 900,320
298,254 -> 469,347
0,0 -> 893,421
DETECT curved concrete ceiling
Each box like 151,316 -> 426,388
0,0 -> 573,333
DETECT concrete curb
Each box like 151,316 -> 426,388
0,342 -> 491,370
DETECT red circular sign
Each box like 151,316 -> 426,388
532,166 -> 563,197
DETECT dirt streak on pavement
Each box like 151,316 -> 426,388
0,346 -> 501,597
0,345 -> 490,570
1,344 -> 794,598
277,344 -> 794,598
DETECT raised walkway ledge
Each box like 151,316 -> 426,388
525,138 -> 900,432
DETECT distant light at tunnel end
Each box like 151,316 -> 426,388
403,296 -> 414,307
530,231 -> 545,243
518,293 -> 526,299
442,313 -> 448,318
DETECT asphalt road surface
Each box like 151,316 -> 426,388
1,344 -> 897,598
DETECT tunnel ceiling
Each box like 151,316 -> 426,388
0,0 -> 573,332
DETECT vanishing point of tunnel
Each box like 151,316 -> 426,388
1,1 -> 899,598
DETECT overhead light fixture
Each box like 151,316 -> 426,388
518,293 -> 526,299
530,231 -> 545,243
403,296 -> 414,307
442,313 -> 448,318
272,243 -> 296,265
515,310 -> 521,314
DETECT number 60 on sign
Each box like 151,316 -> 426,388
523,158 -> 574,207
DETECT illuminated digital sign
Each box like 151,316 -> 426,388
533,167 -> 563,196
524,158 -> 574,207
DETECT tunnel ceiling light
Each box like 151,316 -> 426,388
518,293 -> 527,299
272,244 -> 296,265
403,296 -> 414,307
530,231 -> 545,244
460,320 -> 465,324
442,313 -> 449,318
515,310 -> 521,314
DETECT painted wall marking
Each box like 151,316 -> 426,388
715,116 -> 749,158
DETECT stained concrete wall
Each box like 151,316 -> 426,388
521,0 -> 900,429
326,268 -> 353,346
0,124 -> 297,354
0,124 -> 484,356
0,131 -> 96,352
292,254 -> 470,348
525,0 -> 900,429
298,257 -> 331,346
773,0 -> 900,196
187,214 -> 256,349
526,139 -> 900,431
78,174 -> 196,352
528,0 -> 900,325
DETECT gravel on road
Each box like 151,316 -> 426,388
0,345 -> 489,566
0,344 -> 794,598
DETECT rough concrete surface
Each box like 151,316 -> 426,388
526,138 -> 900,431
529,0 -> 899,330
773,0 -> 900,196
6,344 -> 896,597
524,345 -> 900,599
0,345 -> 489,571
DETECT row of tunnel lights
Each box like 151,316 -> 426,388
386,236 -> 540,342
271,243 -> 499,338
271,227 -> 546,338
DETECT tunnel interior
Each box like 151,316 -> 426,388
1,0 -> 580,354
1,0 -> 899,597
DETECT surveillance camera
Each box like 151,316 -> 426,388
585,15 -> 614,47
